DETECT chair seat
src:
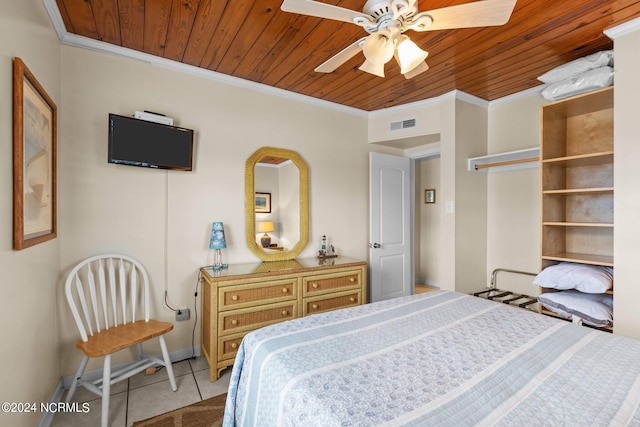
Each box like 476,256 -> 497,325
76,320 -> 174,358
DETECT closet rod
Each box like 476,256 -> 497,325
474,156 -> 539,170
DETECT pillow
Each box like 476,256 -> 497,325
537,290 -> 613,327
540,66 -> 614,102
537,50 -> 613,84
533,262 -> 613,294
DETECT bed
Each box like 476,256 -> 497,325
223,290 -> 640,426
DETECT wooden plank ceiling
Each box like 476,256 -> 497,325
53,0 -> 640,111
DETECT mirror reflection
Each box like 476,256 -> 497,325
245,147 -> 309,262
254,157 -> 300,251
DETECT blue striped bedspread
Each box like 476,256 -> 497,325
223,290 -> 640,426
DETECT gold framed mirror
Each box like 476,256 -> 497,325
245,147 -> 309,261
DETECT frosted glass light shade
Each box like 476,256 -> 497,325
359,29 -> 395,77
396,36 -> 429,74
402,60 -> 429,79
359,59 -> 386,77
363,30 -> 395,63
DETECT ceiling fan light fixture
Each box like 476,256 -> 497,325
396,36 -> 429,74
362,29 -> 396,65
359,58 -> 386,77
403,60 -> 429,79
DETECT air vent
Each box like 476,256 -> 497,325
390,118 -> 416,131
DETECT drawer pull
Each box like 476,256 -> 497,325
350,277 -> 356,283
282,310 -> 289,316
350,297 -> 356,303
282,288 -> 288,293
231,319 -> 238,326
231,295 -> 239,301
312,283 -> 319,289
311,304 -> 318,310
231,342 -> 238,349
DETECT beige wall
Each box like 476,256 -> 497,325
415,157 -> 441,287
57,45 -> 370,375
486,94 -> 544,295
452,99 -> 489,294
0,2 -> 61,427
4,2 -> 640,423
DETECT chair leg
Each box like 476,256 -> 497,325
101,354 -> 111,427
136,343 -> 143,360
65,355 -> 89,403
158,335 -> 177,391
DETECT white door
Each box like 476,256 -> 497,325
369,152 -> 413,302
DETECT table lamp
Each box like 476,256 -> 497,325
209,222 -> 228,270
257,221 -> 274,247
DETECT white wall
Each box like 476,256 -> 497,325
0,2 -> 61,427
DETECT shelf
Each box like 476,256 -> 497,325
542,222 -> 613,227
468,147 -> 539,173
542,187 -> 613,196
540,308 -> 613,331
542,151 -> 613,167
541,252 -> 613,267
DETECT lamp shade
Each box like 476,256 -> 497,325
209,222 -> 226,249
257,221 -> 274,233
396,35 -> 428,75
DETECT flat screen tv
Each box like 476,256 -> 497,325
108,113 -> 194,171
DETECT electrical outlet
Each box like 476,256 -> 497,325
176,308 -> 190,321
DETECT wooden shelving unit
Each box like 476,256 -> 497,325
539,87 -> 614,327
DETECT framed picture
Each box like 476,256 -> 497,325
424,189 -> 436,204
13,57 -> 57,250
255,192 -> 271,213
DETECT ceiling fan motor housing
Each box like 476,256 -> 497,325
360,0 -> 434,35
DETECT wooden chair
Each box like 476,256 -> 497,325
64,254 -> 177,427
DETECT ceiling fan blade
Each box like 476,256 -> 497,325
410,0 -> 517,32
281,0 -> 373,26
315,37 -> 367,73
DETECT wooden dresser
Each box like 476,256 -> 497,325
200,257 -> 367,381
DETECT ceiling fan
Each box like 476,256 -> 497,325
281,0 -> 517,79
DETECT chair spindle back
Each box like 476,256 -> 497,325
65,254 -> 151,342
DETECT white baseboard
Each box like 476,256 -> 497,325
415,278 -> 440,288
37,379 -> 65,427
39,346 -> 201,427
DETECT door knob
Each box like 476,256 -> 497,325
369,243 -> 381,249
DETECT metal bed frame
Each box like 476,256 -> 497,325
473,268 -> 538,312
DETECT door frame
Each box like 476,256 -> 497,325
368,146 -> 441,301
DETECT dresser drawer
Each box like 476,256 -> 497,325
218,278 -> 297,311
303,269 -> 363,296
217,332 -> 247,361
304,290 -> 361,316
218,301 -> 297,335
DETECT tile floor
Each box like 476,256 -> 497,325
50,356 -> 230,426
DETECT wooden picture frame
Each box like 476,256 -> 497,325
424,189 -> 436,204
13,57 -> 57,250
255,192 -> 271,213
